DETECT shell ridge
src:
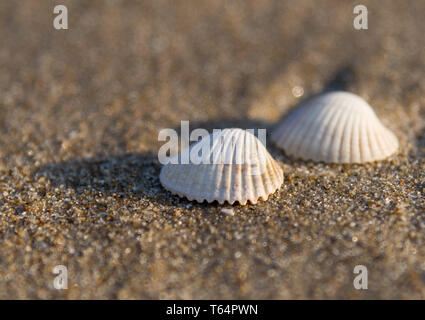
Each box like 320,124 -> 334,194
359,119 -> 370,162
366,120 -> 380,159
290,104 -> 325,157
372,123 -> 387,159
210,130 -> 225,201
244,130 -> 255,203
294,104 -> 327,157
272,104 -> 305,146
268,153 -> 282,192
324,105 -> 347,162
262,156 -> 273,194
381,125 -> 397,156
327,104 -> 348,161
281,105 -> 313,155
331,96 -> 356,162
210,130 -> 226,201
273,106 -> 308,143
220,130 -> 234,203
350,115 -> 361,163
233,129 -> 244,203
254,135 -> 266,198
210,129 -> 225,164
271,153 -> 283,187
380,126 -> 391,155
341,109 -> 357,163
310,104 -> 339,161
225,129 -> 240,203
248,136 -> 261,202
384,127 -> 398,155
300,103 -> 334,160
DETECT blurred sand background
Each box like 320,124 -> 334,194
0,0 -> 424,299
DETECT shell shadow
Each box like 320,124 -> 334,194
31,152 -> 193,208
322,65 -> 356,93
30,152 -> 256,209
416,127 -> 425,158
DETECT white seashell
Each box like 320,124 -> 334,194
271,91 -> 399,163
160,128 -> 283,205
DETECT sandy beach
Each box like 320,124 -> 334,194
0,0 -> 424,299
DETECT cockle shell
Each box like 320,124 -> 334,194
160,128 -> 283,205
271,91 -> 399,163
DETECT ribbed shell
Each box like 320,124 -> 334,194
271,91 -> 399,163
160,128 -> 283,205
